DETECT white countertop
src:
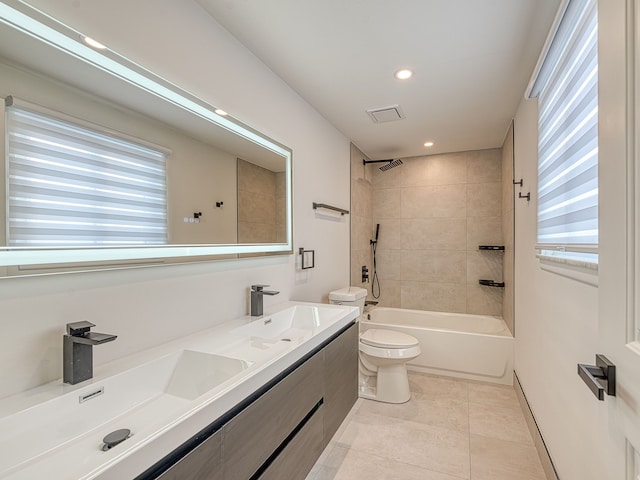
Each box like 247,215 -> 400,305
0,301 -> 359,480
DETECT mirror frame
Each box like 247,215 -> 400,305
0,0 -> 293,274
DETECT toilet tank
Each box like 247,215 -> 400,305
329,287 -> 368,317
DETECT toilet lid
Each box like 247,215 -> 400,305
360,329 -> 419,348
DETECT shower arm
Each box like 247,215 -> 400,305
363,159 -> 393,165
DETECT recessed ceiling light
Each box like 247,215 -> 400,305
215,109 -> 228,116
424,141 -> 434,147
82,35 -> 107,50
394,69 -> 413,80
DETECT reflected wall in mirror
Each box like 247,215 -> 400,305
237,159 -> 287,244
0,0 -> 293,273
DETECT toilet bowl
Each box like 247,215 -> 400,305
328,286 -> 421,404
358,328 -> 421,404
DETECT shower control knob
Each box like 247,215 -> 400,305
362,265 -> 369,283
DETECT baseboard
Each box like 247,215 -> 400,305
513,371 -> 560,480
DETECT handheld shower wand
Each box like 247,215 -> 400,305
370,223 -> 381,299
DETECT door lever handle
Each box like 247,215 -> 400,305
577,354 -> 616,401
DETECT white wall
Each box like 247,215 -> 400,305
0,0 -> 351,399
513,96 -> 600,478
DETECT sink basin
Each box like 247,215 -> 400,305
231,305 -> 346,340
166,350 -> 252,400
0,350 -> 251,476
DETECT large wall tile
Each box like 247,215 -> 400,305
466,283 -> 503,316
351,248 -> 372,288
401,250 -> 466,283
373,218 -> 403,251
351,214 -> 372,251
467,250 -> 503,284
371,161 -> 403,188
373,279 -> 401,307
401,282 -> 467,313
466,149 -> 502,184
467,182 -> 502,218
402,185 -> 466,219
352,178 -> 373,218
373,188 -> 402,219
402,153 -> 468,186
401,218 -> 467,250
467,216 -> 503,250
375,250 -> 402,281
237,221 -> 276,243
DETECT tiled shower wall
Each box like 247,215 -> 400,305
350,146 -> 504,316
350,144 -> 374,289
501,124 -> 515,333
237,159 -> 287,244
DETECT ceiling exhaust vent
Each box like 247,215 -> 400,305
366,104 -> 405,123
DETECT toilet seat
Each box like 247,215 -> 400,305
360,329 -> 419,349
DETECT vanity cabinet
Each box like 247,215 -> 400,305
144,321 -> 357,480
155,431 -> 222,480
322,321 -> 358,447
223,352 -> 323,479
257,407 -> 324,480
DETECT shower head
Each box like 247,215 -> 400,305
363,158 -> 404,172
379,159 -> 403,171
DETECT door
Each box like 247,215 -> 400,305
598,0 -> 640,477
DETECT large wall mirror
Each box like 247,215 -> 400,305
0,1 -> 293,276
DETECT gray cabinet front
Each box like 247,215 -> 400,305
155,430 -> 222,480
257,407 -> 324,480
223,351 -> 323,480
323,322 -> 358,446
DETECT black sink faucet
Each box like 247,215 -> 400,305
250,284 -> 280,317
63,321 -> 117,385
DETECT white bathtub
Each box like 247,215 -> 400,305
361,307 -> 514,385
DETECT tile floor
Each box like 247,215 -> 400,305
307,372 -> 547,480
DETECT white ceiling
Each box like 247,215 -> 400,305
197,0 -> 561,160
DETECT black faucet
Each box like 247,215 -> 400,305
63,321 -> 117,385
250,284 -> 280,317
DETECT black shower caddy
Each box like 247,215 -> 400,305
477,245 -> 505,288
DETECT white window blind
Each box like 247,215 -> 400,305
531,0 -> 598,261
5,98 -> 168,246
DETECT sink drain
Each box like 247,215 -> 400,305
280,338 -> 292,342
101,428 -> 131,451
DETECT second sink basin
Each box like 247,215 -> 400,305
167,350 -> 252,400
231,305 -> 346,340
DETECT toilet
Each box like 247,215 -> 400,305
328,287 -> 421,404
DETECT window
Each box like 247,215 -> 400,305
529,0 -> 598,266
5,98 -> 168,247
